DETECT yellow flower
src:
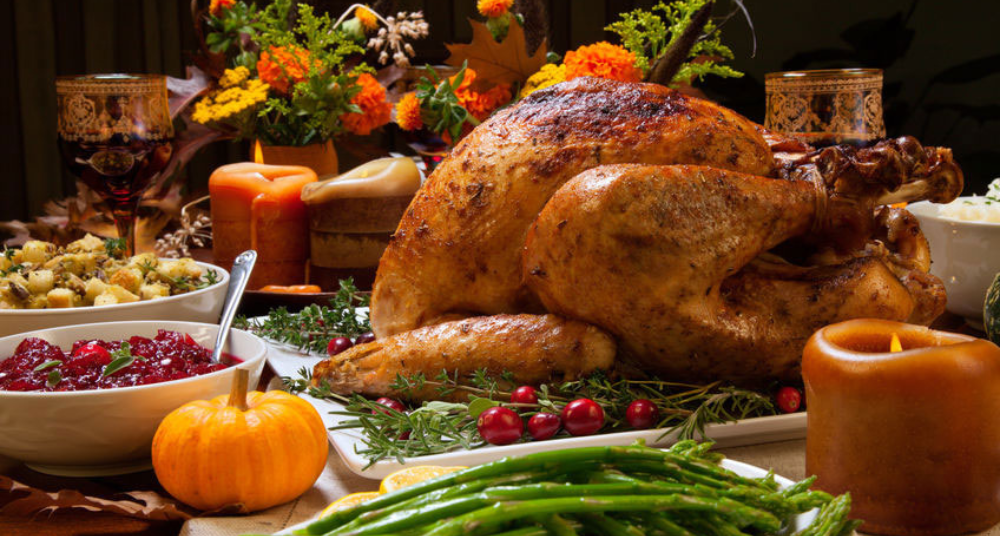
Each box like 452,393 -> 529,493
355,6 -> 379,32
394,93 -> 423,131
520,63 -> 566,98
477,0 -> 513,18
219,66 -> 250,89
191,76 -> 269,125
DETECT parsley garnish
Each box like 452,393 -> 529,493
102,342 -> 146,377
46,369 -> 62,388
33,360 -> 62,372
103,237 -> 127,258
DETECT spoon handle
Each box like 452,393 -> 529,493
212,250 -> 257,363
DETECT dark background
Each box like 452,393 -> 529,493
1,0 -> 998,223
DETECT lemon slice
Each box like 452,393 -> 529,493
319,491 -> 380,518
379,466 -> 467,494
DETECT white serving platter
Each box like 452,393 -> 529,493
263,319 -> 807,481
275,457 -> 816,535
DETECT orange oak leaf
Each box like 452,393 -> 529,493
445,19 -> 548,87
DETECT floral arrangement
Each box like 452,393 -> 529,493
394,0 -> 744,145
192,0 -> 428,146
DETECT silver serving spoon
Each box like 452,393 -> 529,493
212,250 -> 257,364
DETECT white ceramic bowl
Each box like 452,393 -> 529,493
0,320 -> 267,476
0,261 -> 229,338
909,200 -> 1000,325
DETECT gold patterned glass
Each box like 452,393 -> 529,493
765,68 -> 885,147
56,74 -> 174,255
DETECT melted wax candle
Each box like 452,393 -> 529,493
210,163 -> 317,288
803,319 -> 1000,535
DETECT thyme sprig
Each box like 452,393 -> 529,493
234,278 -> 371,353
285,367 -> 777,468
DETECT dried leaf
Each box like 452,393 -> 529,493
445,19 -> 548,87
167,66 -> 213,119
0,474 -> 194,521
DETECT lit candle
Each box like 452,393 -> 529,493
209,163 -> 317,289
803,319 -> 1000,535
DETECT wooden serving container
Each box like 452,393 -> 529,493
803,319 -> 1000,535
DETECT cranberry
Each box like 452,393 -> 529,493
510,386 -> 538,405
776,386 -> 802,413
477,407 -> 523,445
373,397 -> 406,415
327,337 -> 354,356
183,333 -> 198,346
72,343 -> 112,364
626,399 -> 660,429
561,398 -> 604,436
527,413 -> 561,440
354,332 -> 376,345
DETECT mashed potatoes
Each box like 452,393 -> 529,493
938,179 -> 1000,223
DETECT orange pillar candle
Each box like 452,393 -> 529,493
803,319 -> 1000,535
210,163 -> 317,289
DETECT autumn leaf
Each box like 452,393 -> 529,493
445,19 -> 548,87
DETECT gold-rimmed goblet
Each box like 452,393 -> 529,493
56,74 -> 174,256
765,68 -> 885,148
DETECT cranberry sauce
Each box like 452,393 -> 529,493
0,330 -> 230,392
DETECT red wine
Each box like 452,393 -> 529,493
58,134 -> 173,213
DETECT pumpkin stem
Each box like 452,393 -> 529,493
228,368 -> 250,411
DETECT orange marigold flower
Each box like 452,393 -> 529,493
477,0 -> 513,18
564,42 -> 641,83
449,68 -> 477,92
463,84 -> 511,122
341,73 -> 392,136
209,0 -> 235,17
355,6 -> 379,32
394,93 -> 423,131
257,45 -> 318,95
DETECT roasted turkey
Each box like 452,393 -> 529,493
316,77 -> 962,394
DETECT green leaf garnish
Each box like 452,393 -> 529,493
46,369 -> 62,388
102,342 -> 145,377
467,397 -> 500,418
103,237 -> 127,258
33,360 -> 61,372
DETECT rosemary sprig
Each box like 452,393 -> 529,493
235,278 -> 371,353
286,367 -> 778,467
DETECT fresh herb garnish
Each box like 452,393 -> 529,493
33,360 -> 62,372
46,369 -> 62,388
102,342 -> 146,377
1,263 -> 25,277
235,278 -> 370,353
103,237 -> 127,258
287,366 -> 776,468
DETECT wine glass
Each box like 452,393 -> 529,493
765,68 -> 885,148
56,74 -> 174,256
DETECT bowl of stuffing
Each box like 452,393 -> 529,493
0,320 -> 267,476
908,179 -> 1000,327
0,234 -> 229,337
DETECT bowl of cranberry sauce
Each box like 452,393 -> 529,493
0,321 -> 267,476
0,330 -> 239,392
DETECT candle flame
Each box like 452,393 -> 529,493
254,140 -> 264,164
890,332 -> 902,353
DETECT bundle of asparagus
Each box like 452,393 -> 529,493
297,441 -> 859,536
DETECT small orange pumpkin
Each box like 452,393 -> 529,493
152,369 -> 329,512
